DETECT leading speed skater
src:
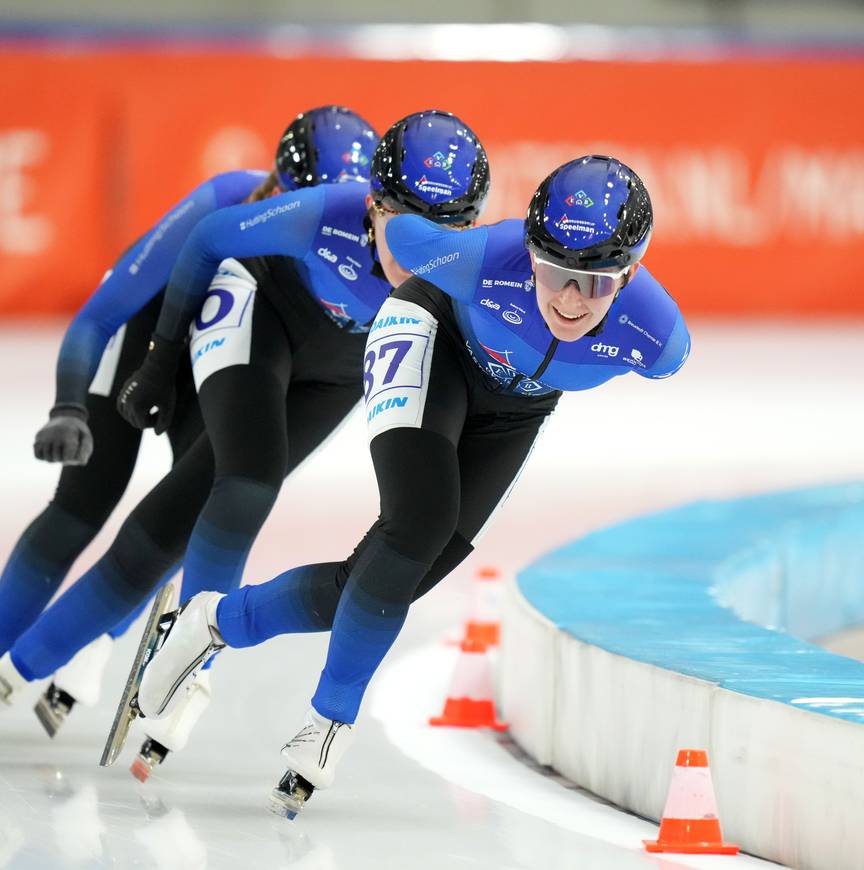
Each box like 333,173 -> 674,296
123,152 -> 690,817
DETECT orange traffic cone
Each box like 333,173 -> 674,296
429,639 -> 508,731
644,749 -> 739,855
462,566 -> 503,647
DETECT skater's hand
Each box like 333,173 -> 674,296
33,403 -> 94,465
116,334 -> 184,435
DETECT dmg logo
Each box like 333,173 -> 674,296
591,342 -> 619,358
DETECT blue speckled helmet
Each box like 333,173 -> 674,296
275,105 -> 378,190
525,155 -> 652,270
370,109 -> 489,225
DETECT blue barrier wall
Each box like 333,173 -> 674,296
518,483 -> 864,724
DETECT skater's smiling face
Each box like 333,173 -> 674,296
530,249 -> 638,341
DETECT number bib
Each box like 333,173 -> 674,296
89,322 -> 127,397
189,258 -> 257,391
364,298 -> 438,441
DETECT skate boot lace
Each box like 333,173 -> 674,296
284,724 -> 317,748
283,720 -> 351,769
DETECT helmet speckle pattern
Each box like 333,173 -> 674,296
370,110 -> 490,225
276,106 -> 378,191
525,155 -> 653,270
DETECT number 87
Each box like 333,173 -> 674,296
363,339 -> 412,401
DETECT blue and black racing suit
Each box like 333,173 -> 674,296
0,170 -> 266,658
205,214 -> 691,726
8,182 -> 396,682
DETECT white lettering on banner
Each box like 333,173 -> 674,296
0,129 -> 52,254
482,141 -> 864,244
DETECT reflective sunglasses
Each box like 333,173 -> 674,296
533,254 -> 629,299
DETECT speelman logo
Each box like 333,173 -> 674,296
415,176 -> 455,198
555,215 -> 597,235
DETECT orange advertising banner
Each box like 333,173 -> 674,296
0,47 -> 862,316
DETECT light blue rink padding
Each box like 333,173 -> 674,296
517,483 -> 864,724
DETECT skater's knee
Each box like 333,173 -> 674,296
377,495 -> 460,565
204,476 -> 280,532
412,533 -> 474,602
208,402 -> 289,488
17,503 -> 99,565
371,429 -> 461,564
51,482 -> 122,531
109,518 -> 179,595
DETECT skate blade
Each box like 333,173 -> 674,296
33,696 -> 63,738
100,585 -> 177,767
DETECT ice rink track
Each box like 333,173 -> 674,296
1,318 -> 862,870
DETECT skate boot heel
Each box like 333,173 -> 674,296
34,683 -> 76,737
130,737 -> 170,783
269,770 -> 315,820
137,591 -> 225,720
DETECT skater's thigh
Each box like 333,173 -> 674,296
454,410 -> 553,545
195,291 -> 293,481
166,361 -> 204,466
409,409 -> 554,602
130,432 -> 216,554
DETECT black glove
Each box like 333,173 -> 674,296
33,403 -> 94,465
116,335 -> 185,434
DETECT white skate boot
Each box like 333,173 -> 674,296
130,669 -> 213,783
137,592 -> 224,721
34,633 -> 114,737
0,652 -> 27,708
270,708 -> 355,819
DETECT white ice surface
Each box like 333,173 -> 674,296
1,318 -> 862,869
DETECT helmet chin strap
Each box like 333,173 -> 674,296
363,212 -> 387,281
585,280 -> 627,338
